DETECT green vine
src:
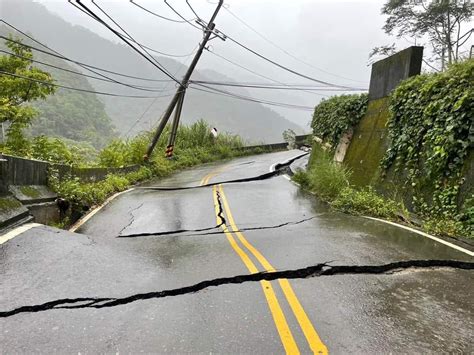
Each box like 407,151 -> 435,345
311,93 -> 368,147
381,59 -> 474,237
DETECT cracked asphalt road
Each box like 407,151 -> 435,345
1,150 -> 473,353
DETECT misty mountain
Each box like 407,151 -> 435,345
0,25 -> 116,148
1,0 -> 305,144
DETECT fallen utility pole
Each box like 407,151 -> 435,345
144,0 -> 224,161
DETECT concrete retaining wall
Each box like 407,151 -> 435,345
56,164 -> 140,183
238,142 -> 288,152
295,134 -> 311,146
0,154 -> 140,192
0,155 -> 50,191
368,46 -> 423,100
0,154 -> 141,230
238,135 -> 311,153
343,47 -> 423,186
339,46 -> 471,212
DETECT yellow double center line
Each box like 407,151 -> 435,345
209,181 -> 328,354
200,165 -> 229,186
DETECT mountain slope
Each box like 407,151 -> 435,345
0,25 -> 116,148
1,0 -> 304,143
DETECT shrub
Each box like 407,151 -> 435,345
332,186 -> 401,218
294,147 -> 401,220
311,93 -> 368,147
298,152 -> 351,200
382,59 -> 473,237
1,134 -> 95,166
98,138 -> 131,167
382,60 -> 473,181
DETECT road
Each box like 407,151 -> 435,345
1,150 -> 473,353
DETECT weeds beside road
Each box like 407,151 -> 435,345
48,121 -> 272,227
293,147 -> 472,240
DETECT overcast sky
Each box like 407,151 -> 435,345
5,0 -> 423,127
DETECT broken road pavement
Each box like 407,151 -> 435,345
1,150 -> 473,353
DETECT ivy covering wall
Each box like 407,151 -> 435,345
382,60 -> 473,237
311,93 -> 368,147
307,60 -> 473,238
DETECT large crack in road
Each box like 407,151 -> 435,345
1,259 -> 472,318
137,152 -> 308,191
118,216 -> 319,238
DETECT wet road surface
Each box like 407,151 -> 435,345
1,150 -> 473,353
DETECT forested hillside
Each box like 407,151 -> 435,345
1,0 -> 304,144
29,51 -> 116,147
0,26 -> 116,148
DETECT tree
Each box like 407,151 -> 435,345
0,36 -> 55,154
372,0 -> 473,70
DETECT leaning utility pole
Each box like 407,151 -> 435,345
165,89 -> 186,158
144,0 -> 224,161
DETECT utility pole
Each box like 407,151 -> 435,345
144,0 -> 224,161
165,89 -> 186,158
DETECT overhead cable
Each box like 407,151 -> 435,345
0,49 -> 177,92
0,70 -> 173,98
0,21 -> 176,85
190,83 -> 314,111
156,2 -> 366,89
72,0 -> 182,85
223,6 -> 368,85
130,0 -> 192,23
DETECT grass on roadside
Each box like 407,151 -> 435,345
293,148 -> 474,239
49,121 -> 277,223
293,150 -> 402,220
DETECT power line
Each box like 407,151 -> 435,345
206,49 -> 328,97
159,2 -> 366,90
185,0 -> 201,21
69,0 -> 197,58
163,0 -> 203,31
72,0 -> 181,85
190,83 -> 314,111
0,21 -> 176,86
2,18 -> 176,91
122,45 -> 199,137
223,6 -> 368,85
89,0 -> 177,80
0,49 -> 175,92
122,28 -> 201,137
221,34 -> 366,89
190,79 -> 365,92
0,35 -> 174,83
130,0 -> 192,24
0,36 -> 174,93
191,86 -> 314,111
0,70 -> 173,99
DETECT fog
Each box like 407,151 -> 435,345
27,0 -> 404,128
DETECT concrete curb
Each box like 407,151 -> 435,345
362,216 -> 474,257
69,188 -> 135,233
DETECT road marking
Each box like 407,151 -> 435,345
200,164 -> 231,186
0,223 -> 41,245
200,173 -> 210,186
218,185 -> 328,354
69,188 -> 135,232
277,158 -> 472,258
212,186 -> 300,354
268,152 -> 308,173
363,217 -> 474,257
